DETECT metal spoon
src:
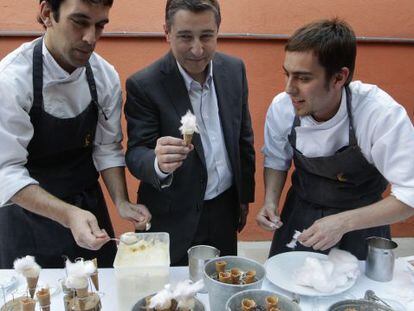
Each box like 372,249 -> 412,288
109,232 -> 139,246
364,290 -> 392,309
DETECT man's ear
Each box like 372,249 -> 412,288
163,24 -> 171,43
39,1 -> 53,27
333,67 -> 350,89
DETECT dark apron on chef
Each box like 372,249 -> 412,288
0,38 -> 116,268
269,87 -> 390,260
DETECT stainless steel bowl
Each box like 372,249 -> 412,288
226,289 -> 301,311
328,299 -> 394,311
132,294 -> 205,311
203,256 -> 266,311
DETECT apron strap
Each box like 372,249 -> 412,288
86,63 -> 108,120
32,38 -> 44,109
345,86 -> 357,146
288,115 -> 301,149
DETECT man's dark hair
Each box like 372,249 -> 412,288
165,0 -> 221,31
286,18 -> 357,86
37,0 -> 113,26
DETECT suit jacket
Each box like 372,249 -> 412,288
125,51 -> 255,264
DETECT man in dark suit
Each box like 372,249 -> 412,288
125,0 -> 255,265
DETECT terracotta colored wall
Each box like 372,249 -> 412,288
1,0 -> 413,241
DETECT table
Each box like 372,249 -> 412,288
1,257 -> 414,310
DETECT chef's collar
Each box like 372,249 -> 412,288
176,60 -> 213,91
42,39 -> 85,85
306,87 -> 348,128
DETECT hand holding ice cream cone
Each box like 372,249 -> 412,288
179,110 -> 199,146
13,255 -> 41,298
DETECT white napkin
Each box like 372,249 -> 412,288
294,248 -> 360,293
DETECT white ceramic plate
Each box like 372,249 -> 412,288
265,251 -> 357,296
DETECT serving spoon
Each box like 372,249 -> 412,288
109,223 -> 151,246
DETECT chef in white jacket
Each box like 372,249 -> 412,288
256,18 -> 414,259
0,0 -> 151,268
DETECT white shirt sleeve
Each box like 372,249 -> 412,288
92,71 -> 125,171
0,80 -> 39,206
153,157 -> 173,188
262,93 -> 294,171
368,101 -> 414,208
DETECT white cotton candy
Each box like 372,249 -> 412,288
328,248 -> 360,280
65,275 -> 88,289
64,259 -> 96,289
66,259 -> 96,278
148,286 -> 173,309
173,279 -> 204,301
177,298 -> 196,310
294,257 -> 336,293
286,230 -> 302,249
179,110 -> 199,134
148,280 -> 203,309
294,249 -> 360,293
13,255 -> 41,278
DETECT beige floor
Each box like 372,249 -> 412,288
238,237 -> 414,264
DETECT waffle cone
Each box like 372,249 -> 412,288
20,297 -> 36,311
183,133 -> 193,145
91,258 -> 99,291
26,276 -> 39,298
36,288 -> 51,311
76,287 -> 89,311
76,287 -> 89,299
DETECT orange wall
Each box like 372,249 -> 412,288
1,1 -> 413,240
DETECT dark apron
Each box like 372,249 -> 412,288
269,87 -> 390,260
0,38 -> 116,268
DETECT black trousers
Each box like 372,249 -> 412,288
173,187 -> 238,266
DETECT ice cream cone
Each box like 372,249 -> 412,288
183,133 -> 193,146
179,110 -> 198,146
26,276 -> 39,298
90,258 -> 99,291
265,295 -> 278,310
241,298 -> 256,311
20,297 -> 36,311
76,286 -> 89,311
36,287 -> 51,311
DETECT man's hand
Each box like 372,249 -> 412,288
118,201 -> 152,231
238,203 -> 249,232
155,136 -> 193,174
256,202 -> 283,231
299,214 -> 347,251
66,207 -> 110,250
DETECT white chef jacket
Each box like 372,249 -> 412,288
263,81 -> 414,208
0,38 -> 125,206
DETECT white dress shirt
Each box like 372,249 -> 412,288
155,61 -> 233,200
262,81 -> 414,208
0,38 -> 125,206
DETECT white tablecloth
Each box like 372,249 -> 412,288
1,258 -> 414,310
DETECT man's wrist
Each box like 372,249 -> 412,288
154,157 -> 170,179
60,204 -> 79,228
